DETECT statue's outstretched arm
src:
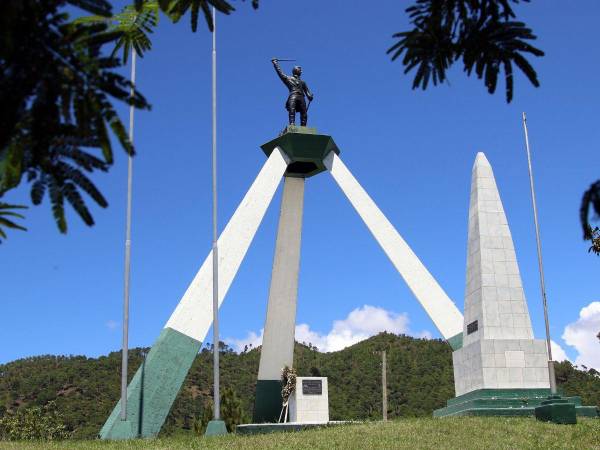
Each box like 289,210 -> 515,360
272,59 -> 291,88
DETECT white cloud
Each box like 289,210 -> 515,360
105,320 -> 118,331
227,330 -> 263,352
562,301 -> 600,370
550,340 -> 568,362
226,305 -> 431,353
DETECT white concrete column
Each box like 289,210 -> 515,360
258,176 -> 305,380
102,148 -> 289,439
165,147 -> 289,342
324,152 -> 463,340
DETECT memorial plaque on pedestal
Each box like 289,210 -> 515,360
302,379 -> 322,395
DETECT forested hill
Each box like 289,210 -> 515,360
1,333 -> 598,439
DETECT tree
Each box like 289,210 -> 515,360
131,0 -> 259,33
580,181 -> 600,256
0,0 -> 261,241
387,0 -> 544,103
192,398 -> 212,435
220,387 -> 245,432
0,0 -> 150,234
0,203 -> 27,243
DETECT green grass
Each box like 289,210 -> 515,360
2,418 -> 599,450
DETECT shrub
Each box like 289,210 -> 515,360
0,401 -> 71,441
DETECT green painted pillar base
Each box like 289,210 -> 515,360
535,396 -> 577,424
252,380 -> 283,423
104,419 -> 135,439
447,332 -> 463,351
204,420 -> 228,436
100,327 -> 202,440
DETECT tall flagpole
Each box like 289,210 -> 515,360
522,112 -> 557,395
211,6 -> 221,421
121,48 -> 137,420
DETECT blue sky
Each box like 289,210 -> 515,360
1,0 -> 599,368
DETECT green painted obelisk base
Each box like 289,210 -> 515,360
535,396 -> 577,424
434,389 -> 599,420
252,380 -> 283,423
100,327 -> 202,439
204,420 -> 228,436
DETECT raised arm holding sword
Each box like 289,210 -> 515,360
271,58 -> 314,126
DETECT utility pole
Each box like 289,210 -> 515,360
522,112 -> 557,395
120,47 -> 137,421
381,350 -> 388,421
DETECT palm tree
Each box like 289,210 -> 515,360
0,203 -> 27,243
387,0 -> 544,103
1,1 -> 152,234
581,181 -> 600,255
0,0 -> 151,234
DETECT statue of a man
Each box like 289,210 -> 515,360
271,58 -> 314,126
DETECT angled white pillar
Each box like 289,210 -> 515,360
451,152 -> 549,397
165,147 -> 289,340
254,176 -> 305,422
324,152 -> 463,341
101,148 -> 289,439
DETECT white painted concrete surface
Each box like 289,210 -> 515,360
462,152 -> 533,348
258,177 -> 305,380
324,152 -> 463,339
289,377 -> 329,423
165,148 -> 289,341
452,152 -> 549,396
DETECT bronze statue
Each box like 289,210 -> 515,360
271,58 -> 314,126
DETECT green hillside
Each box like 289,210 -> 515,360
0,333 -> 598,440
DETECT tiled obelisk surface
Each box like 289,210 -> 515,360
435,153 -> 598,418
453,152 -> 550,396
254,177 -> 305,422
100,148 -> 290,439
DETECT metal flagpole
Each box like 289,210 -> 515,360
382,350 -> 387,422
121,48 -> 137,420
211,6 -> 221,421
522,112 -> 557,395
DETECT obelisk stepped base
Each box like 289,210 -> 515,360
433,389 -> 599,419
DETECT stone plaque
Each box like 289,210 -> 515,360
302,379 -> 322,395
467,320 -> 478,335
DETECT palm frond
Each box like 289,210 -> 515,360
389,0 -> 543,103
580,180 -> 600,239
0,202 -> 27,243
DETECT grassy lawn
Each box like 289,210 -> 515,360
2,417 -> 599,450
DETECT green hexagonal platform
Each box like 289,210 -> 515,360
261,126 -> 339,178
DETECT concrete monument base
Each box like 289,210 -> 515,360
433,389 -> 598,419
204,420 -> 227,436
289,377 -> 329,423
